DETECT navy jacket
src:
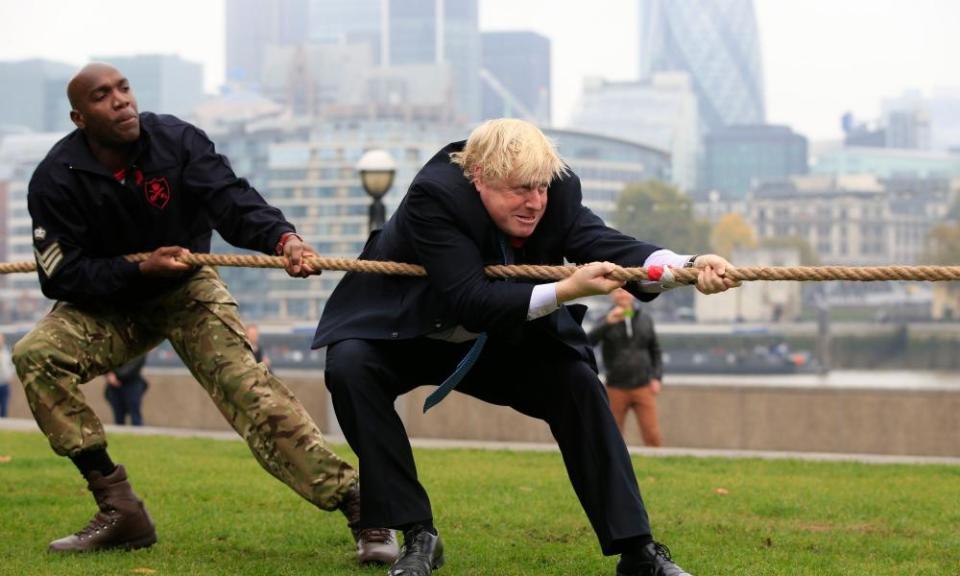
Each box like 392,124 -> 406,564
313,141 -> 663,357
28,112 -> 295,305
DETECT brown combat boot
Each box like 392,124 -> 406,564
48,465 -> 157,553
338,482 -> 399,564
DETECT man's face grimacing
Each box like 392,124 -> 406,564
474,169 -> 549,238
69,65 -> 140,146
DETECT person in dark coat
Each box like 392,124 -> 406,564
104,355 -> 148,426
11,62 -> 396,563
313,119 -> 740,576
589,289 -> 664,446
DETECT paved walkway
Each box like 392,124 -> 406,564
2,417 -> 958,466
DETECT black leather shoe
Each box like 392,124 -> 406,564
616,541 -> 691,576
387,528 -> 444,576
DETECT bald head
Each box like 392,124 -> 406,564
67,63 -> 121,109
66,62 -> 140,147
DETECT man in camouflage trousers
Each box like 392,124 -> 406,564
12,63 -> 398,564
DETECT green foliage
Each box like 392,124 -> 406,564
1,431 -> 959,575
615,180 -> 710,254
925,222 -> 960,264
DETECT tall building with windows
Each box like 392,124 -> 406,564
703,124 -> 809,199
481,31 -> 551,124
569,73 -> 698,191
748,175 -> 955,266
226,0 -> 310,87
305,0 -> 481,122
883,88 -> 960,152
638,0 -> 765,133
309,0 -> 385,63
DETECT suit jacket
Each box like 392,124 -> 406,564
312,141 -> 663,359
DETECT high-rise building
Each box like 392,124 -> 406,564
638,0 -> 765,133
306,0 -> 481,122
569,73 -> 699,191
884,88 -> 960,152
94,55 -> 204,118
0,59 -> 75,133
929,88 -> 960,152
226,0 -> 310,87
309,0 -> 385,63
390,0 -> 480,122
259,43 -> 376,116
481,31 -> 551,124
704,124 -> 808,199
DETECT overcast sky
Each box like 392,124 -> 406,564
1,0 -> 957,140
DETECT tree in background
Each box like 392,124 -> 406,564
709,213 -> 756,258
614,180 -> 710,254
925,223 -> 960,264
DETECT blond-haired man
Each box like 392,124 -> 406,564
314,119 -> 738,576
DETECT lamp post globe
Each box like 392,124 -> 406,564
357,150 -> 397,232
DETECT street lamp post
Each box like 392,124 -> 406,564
356,150 -> 397,233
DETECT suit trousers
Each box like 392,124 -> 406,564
325,335 -> 653,555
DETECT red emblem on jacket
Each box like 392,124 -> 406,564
144,177 -> 171,209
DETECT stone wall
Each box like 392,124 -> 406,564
5,369 -> 958,457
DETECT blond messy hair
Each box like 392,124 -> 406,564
450,118 -> 569,186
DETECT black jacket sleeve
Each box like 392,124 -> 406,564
28,170 -> 142,304
181,126 -> 294,254
404,180 -> 533,334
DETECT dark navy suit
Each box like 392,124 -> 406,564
314,141 -> 663,555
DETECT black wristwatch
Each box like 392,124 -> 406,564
683,255 -> 699,268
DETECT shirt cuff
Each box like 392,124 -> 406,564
638,249 -> 692,293
527,283 -> 560,320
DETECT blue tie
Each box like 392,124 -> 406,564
422,235 -> 513,413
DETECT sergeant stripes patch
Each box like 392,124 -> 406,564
35,242 -> 63,278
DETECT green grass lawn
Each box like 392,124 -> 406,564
1,430 -> 958,576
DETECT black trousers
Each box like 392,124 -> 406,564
324,336 -> 652,555
104,380 -> 146,426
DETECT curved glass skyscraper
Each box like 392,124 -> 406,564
639,0 -> 766,133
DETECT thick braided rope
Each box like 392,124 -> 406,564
2,253 -> 960,282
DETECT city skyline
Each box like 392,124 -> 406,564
0,0 -> 957,140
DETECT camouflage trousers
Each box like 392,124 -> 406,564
12,266 -> 356,511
